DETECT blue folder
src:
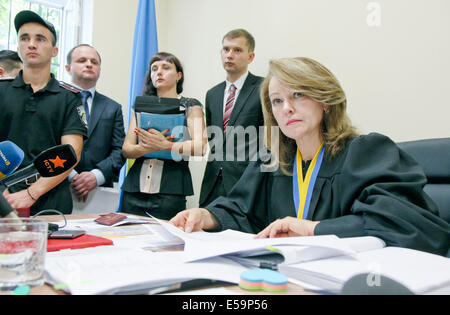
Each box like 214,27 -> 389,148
134,96 -> 187,161
137,111 -> 186,160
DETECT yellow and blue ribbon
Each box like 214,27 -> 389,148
293,143 -> 324,219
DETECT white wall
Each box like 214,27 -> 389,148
91,0 -> 138,111
92,0 -> 450,207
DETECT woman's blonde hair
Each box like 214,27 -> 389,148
260,57 -> 359,175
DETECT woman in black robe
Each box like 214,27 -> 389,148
170,57 -> 449,256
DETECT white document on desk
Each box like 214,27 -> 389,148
278,247 -> 450,294
157,220 -> 365,264
45,246 -> 247,295
56,218 -> 184,249
157,221 -> 450,294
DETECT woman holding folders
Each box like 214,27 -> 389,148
121,52 -> 206,219
170,57 -> 450,256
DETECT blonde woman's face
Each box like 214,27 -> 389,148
269,77 -> 327,142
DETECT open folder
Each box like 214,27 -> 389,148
44,218 -> 450,295
45,247 -> 247,295
159,220 -> 450,294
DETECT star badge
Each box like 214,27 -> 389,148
49,156 -> 66,168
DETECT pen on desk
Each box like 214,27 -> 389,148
147,283 -> 181,295
303,288 -> 338,295
259,261 -> 278,270
148,279 -> 218,295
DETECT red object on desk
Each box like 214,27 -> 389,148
15,207 -> 30,217
47,234 -> 113,252
94,213 -> 127,226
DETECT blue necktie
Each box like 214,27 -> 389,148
80,90 -> 91,123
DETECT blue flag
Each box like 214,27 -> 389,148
117,0 -> 158,211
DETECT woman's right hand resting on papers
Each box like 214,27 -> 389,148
169,208 -> 219,233
255,217 -> 320,239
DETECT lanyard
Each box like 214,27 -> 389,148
293,143 -> 324,219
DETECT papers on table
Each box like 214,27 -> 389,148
45,246 -> 246,295
157,219 -> 377,264
279,247 -> 450,294
45,216 -> 450,295
54,217 -> 184,250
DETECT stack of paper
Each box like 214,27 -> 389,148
279,247 -> 450,294
158,221 -> 450,294
44,217 -> 450,295
45,246 -> 247,295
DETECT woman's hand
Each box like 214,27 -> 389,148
169,208 -> 219,233
255,217 -> 320,239
135,128 -> 174,153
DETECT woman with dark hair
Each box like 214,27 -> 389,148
121,52 -> 206,219
170,57 -> 449,256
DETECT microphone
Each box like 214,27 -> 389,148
0,141 -> 25,179
0,144 -> 77,190
0,144 -> 77,217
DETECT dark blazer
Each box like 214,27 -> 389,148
205,133 -> 450,256
199,72 -> 264,206
75,91 -> 125,187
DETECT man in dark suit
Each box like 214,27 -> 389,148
65,44 -> 125,201
199,29 -> 264,207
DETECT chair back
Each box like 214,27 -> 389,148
398,138 -> 450,223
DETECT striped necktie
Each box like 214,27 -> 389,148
80,90 -> 91,123
223,84 -> 237,132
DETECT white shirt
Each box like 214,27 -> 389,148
223,71 -> 249,114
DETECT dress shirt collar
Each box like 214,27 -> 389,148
72,83 -> 96,100
225,71 -> 249,92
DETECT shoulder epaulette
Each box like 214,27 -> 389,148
0,77 -> 15,82
59,81 -> 80,93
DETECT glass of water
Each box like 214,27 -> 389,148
0,218 -> 48,290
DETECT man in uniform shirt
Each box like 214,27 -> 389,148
0,50 -> 22,78
0,10 -> 87,215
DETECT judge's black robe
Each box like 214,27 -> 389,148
204,133 -> 450,256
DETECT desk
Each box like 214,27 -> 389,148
29,214 -> 314,295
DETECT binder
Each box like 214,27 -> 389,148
134,96 -> 186,160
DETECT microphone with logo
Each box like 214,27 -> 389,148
0,144 -> 77,218
0,141 -> 25,220
0,141 -> 25,179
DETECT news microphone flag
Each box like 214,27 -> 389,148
33,144 -> 77,177
117,0 -> 158,212
0,141 -> 24,178
0,144 -> 77,190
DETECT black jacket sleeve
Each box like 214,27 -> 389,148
204,161 -> 270,233
315,133 -> 450,256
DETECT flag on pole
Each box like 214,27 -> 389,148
117,0 -> 158,211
